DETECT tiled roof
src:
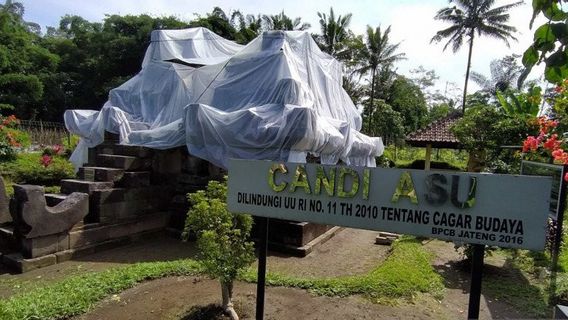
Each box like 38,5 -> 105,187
405,112 -> 461,149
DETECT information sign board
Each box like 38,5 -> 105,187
228,159 -> 552,250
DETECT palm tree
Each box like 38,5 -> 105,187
262,11 -> 310,31
470,54 -> 523,96
431,0 -> 522,113
316,7 -> 352,56
353,25 -> 405,132
230,10 -> 263,44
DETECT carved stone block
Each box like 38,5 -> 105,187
12,185 -> 89,239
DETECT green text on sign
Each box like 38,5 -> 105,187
227,159 -> 552,251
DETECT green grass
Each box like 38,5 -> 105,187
0,259 -> 203,320
241,238 -> 444,303
383,145 -> 468,170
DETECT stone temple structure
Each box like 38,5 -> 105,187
1,28 -> 385,272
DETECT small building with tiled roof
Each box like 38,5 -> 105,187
405,112 -> 462,170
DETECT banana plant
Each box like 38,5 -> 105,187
496,86 -> 541,116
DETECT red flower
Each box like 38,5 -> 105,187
564,172 -> 568,182
544,134 -> 561,151
40,155 -> 52,168
522,136 -> 539,152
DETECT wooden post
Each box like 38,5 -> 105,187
425,144 -> 432,170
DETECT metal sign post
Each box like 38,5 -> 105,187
467,244 -> 485,320
228,159 -> 553,319
255,217 -> 268,320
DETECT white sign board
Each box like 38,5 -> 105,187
228,159 -> 552,250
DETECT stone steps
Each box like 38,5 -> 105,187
94,144 -> 154,158
90,186 -> 172,205
96,154 -> 152,171
78,167 -> 124,182
60,179 -> 114,195
116,171 -> 151,187
77,167 -> 150,187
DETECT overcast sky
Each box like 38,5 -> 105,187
20,0 -> 546,97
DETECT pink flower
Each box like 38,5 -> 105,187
53,144 -> 63,155
564,172 -> 568,182
40,155 -> 52,168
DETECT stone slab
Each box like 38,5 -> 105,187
3,253 -> 57,273
69,212 -> 170,249
260,219 -> 334,247
20,233 -> 70,258
95,144 -> 153,158
97,154 -> 152,171
94,199 -> 166,222
78,167 -> 125,182
90,186 -> 172,205
267,226 -> 343,257
115,171 -> 151,187
60,180 -> 114,195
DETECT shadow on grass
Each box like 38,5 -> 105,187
433,257 -> 550,319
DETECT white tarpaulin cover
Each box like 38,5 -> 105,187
64,27 -> 384,169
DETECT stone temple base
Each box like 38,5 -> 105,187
1,213 -> 169,273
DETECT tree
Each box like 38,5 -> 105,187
44,13 -> 187,118
470,54 -> 523,96
0,7 -> 59,118
427,102 -> 455,124
353,25 -> 405,133
230,10 -> 262,44
385,76 -> 428,133
262,11 -> 310,31
431,0 -> 522,113
521,0 -> 568,84
190,7 -> 237,40
316,7 -> 352,56
183,178 -> 255,320
451,105 -> 537,172
370,99 -> 405,145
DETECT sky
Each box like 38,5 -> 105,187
19,0 -> 546,98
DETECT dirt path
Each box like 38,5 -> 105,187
260,228 -> 390,278
77,276 -> 450,320
3,230 -> 539,319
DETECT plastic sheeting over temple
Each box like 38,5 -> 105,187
64,27 -> 384,169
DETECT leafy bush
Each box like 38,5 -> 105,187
0,153 -> 74,186
183,177 -> 254,319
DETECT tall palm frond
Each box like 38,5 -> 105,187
431,0 -> 522,112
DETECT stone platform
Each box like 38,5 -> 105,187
0,132 -> 340,272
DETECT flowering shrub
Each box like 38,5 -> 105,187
0,115 -> 30,161
522,80 -> 568,180
40,154 -> 52,167
0,153 -> 74,186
